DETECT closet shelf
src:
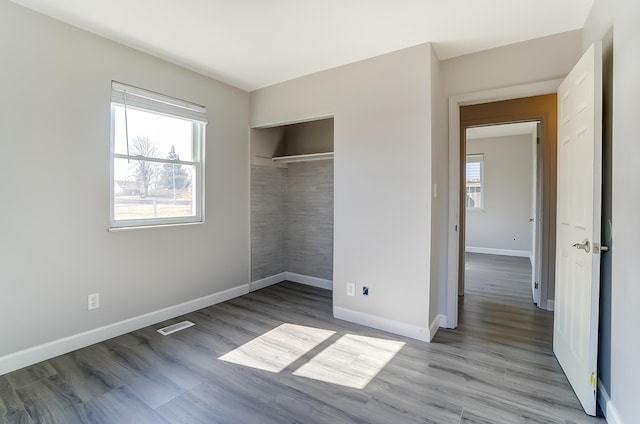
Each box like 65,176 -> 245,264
272,152 -> 334,164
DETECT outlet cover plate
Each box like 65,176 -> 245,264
88,293 -> 99,310
346,282 -> 355,297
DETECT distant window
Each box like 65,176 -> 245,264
466,154 -> 483,210
110,82 -> 207,229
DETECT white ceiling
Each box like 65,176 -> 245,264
11,0 -> 594,91
466,122 -> 537,140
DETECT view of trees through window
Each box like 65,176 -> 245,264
112,105 -> 197,221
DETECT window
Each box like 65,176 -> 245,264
110,82 -> 207,229
466,154 -> 483,210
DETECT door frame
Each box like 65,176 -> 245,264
446,79 -> 562,329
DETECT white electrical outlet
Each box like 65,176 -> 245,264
88,293 -> 99,310
346,282 -> 355,297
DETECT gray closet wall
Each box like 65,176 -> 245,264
251,119 -> 334,283
251,165 -> 287,281
286,160 -> 333,280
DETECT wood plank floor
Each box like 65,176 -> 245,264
464,252 -> 533,302
1,273 -> 605,423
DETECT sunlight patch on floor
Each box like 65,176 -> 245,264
292,334 -> 405,389
218,323 -> 335,373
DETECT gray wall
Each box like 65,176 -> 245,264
429,44 -> 447,325
283,119 -> 334,156
251,45 -> 433,334
608,5 -> 640,420
441,30 -> 583,96
251,127 -> 285,159
465,134 -> 534,255
286,161 -> 334,280
584,1 -> 640,422
251,161 -> 334,282
0,1 -> 250,359
251,166 -> 287,281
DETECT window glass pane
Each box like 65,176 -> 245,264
114,158 -> 195,220
466,162 -> 481,181
113,105 -> 194,161
466,161 -> 482,209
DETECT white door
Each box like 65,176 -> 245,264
554,42 -> 603,416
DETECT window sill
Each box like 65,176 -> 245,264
108,220 -> 204,232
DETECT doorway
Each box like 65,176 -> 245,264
446,88 -> 559,329
463,122 -> 541,304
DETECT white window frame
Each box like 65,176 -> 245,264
109,81 -> 207,229
465,154 -> 484,211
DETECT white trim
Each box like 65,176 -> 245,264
334,306 -> 431,342
249,272 -> 334,292
111,81 -> 207,123
465,246 -> 531,257
546,299 -> 555,311
286,272 -> 333,290
429,314 -> 446,341
0,284 -> 249,376
447,79 -> 563,329
107,221 -> 204,232
250,272 -> 287,291
252,156 -> 287,168
251,114 -> 334,129
272,152 -> 334,164
597,378 -> 624,424
439,315 -> 447,328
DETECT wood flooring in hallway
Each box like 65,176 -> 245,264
464,252 -> 534,302
0,271 -> 605,423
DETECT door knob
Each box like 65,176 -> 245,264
572,239 -> 590,253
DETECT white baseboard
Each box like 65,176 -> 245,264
439,315 -> 448,328
250,272 -> 287,291
334,306 -> 431,342
546,299 -> 555,311
0,284 -> 249,376
286,272 -> 333,290
465,246 -> 530,258
250,272 -> 333,292
598,378 -> 624,424
428,314 -> 446,341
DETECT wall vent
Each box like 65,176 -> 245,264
157,320 -> 195,336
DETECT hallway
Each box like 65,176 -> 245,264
464,252 -> 533,302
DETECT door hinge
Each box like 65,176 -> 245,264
534,282 -> 539,289
590,371 -> 597,391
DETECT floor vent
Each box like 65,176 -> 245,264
157,321 -> 195,336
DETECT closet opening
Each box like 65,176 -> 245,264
250,117 -> 335,291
